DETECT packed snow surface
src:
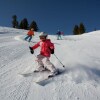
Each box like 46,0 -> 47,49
0,26 -> 100,100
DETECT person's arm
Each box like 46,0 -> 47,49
29,47 -> 34,54
49,42 -> 54,54
27,30 -> 30,35
29,42 -> 40,54
32,42 -> 40,49
32,31 -> 34,36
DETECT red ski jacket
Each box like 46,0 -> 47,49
32,39 -> 54,57
27,30 -> 34,36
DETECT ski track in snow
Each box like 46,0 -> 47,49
0,29 -> 37,100
0,27 -> 100,100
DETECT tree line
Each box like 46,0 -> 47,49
73,23 -> 86,35
12,15 -> 38,31
12,15 -> 86,35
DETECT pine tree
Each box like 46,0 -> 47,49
79,23 -> 86,34
73,25 -> 79,35
94,28 -> 96,31
12,15 -> 19,28
19,18 -> 29,30
29,20 -> 38,31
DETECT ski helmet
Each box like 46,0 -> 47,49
39,32 -> 48,38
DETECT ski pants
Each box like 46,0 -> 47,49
57,35 -> 62,40
35,54 -> 57,73
24,35 -> 32,42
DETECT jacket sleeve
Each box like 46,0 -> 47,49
32,31 -> 34,35
49,42 -> 54,49
49,42 -> 54,54
32,42 -> 40,50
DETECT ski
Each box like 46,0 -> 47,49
18,69 -> 65,86
36,70 -> 64,86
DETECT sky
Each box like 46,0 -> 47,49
0,0 -> 100,35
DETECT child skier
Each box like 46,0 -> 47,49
29,32 -> 58,76
24,28 -> 34,42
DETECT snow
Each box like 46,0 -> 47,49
0,26 -> 100,100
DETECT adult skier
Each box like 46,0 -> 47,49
29,32 -> 58,76
56,30 -> 62,40
24,28 -> 34,42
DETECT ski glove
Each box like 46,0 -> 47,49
49,47 -> 54,54
50,49 -> 54,54
29,47 -> 34,54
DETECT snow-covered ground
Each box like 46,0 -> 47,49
0,26 -> 100,100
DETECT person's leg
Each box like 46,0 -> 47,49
58,35 -> 61,40
28,36 -> 32,42
60,35 -> 62,40
45,57 -> 58,75
57,35 -> 59,40
35,54 -> 45,71
24,35 -> 29,40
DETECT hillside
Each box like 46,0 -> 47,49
0,27 -> 100,100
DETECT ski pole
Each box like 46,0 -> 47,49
54,54 -> 65,68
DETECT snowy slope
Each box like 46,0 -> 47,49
0,26 -> 100,100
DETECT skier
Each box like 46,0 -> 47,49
24,28 -> 34,42
29,32 -> 59,76
56,30 -> 62,40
